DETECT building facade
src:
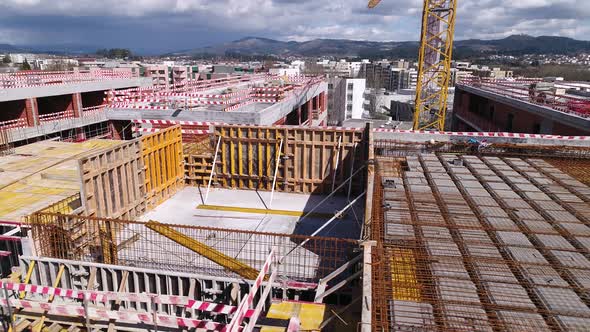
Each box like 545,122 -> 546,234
327,77 -> 367,125
453,82 -> 590,135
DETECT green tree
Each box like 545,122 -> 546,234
95,48 -> 132,59
20,58 -> 31,70
2,54 -> 11,64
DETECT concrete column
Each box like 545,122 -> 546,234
25,98 -> 38,127
72,93 -> 83,118
66,94 -> 75,114
75,127 -> 86,141
109,121 -> 122,140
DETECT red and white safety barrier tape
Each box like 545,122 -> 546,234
0,280 -> 254,318
132,119 -> 224,126
227,249 -> 275,331
0,299 -> 227,330
373,128 -> 590,140
133,127 -> 210,135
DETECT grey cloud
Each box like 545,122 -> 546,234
0,0 -> 586,53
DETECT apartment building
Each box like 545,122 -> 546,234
327,77 -> 367,125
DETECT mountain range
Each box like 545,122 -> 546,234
0,43 -> 100,55
175,35 -> 590,59
1,35 -> 589,58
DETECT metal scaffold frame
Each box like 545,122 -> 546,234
414,0 -> 457,131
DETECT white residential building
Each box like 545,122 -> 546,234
327,77 -> 367,125
269,67 -> 300,76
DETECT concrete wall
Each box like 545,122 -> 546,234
453,85 -> 590,135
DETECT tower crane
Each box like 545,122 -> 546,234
368,0 -> 458,131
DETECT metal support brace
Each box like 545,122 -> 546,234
269,138 -> 284,209
204,135 -> 222,204
284,192 -> 366,261
2,284 -> 15,332
315,254 -> 363,303
315,270 -> 361,303
319,296 -> 361,329
331,136 -> 342,193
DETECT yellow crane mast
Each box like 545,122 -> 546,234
368,0 -> 458,131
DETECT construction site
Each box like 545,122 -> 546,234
1,85 -> 590,330
1,1 -> 590,329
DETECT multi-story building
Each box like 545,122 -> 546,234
327,77 -> 366,125
145,64 -> 171,89
453,78 -> 590,135
359,62 -> 417,92
0,69 -> 150,144
144,65 -> 199,90
387,68 -> 418,91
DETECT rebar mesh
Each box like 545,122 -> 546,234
26,212 -> 358,283
370,153 -> 590,332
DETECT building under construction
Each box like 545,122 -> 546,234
1,72 -> 590,332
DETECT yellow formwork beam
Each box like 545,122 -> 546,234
390,248 -> 422,302
196,204 -> 334,218
145,220 -> 259,280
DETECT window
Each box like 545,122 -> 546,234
347,104 -> 353,111
328,83 -> 333,90
347,83 -> 354,90
347,94 -> 353,102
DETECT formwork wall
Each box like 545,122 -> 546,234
78,140 -> 146,220
78,126 -> 183,220
185,125 -> 367,194
141,126 -> 184,209
27,212 -> 358,283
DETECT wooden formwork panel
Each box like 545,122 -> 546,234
185,154 -> 213,186
141,125 -> 184,209
211,125 -> 366,194
78,140 -> 146,220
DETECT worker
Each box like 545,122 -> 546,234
467,138 -> 491,153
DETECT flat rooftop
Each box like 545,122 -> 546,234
0,70 -> 151,102
105,75 -> 327,126
457,80 -> 590,133
372,153 -> 590,331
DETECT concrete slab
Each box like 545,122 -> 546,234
139,187 -> 363,239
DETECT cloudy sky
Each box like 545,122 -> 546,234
0,0 -> 587,54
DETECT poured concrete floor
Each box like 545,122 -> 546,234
139,186 -> 363,239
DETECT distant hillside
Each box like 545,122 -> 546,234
0,44 -> 27,53
0,43 -> 100,55
174,35 -> 590,59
